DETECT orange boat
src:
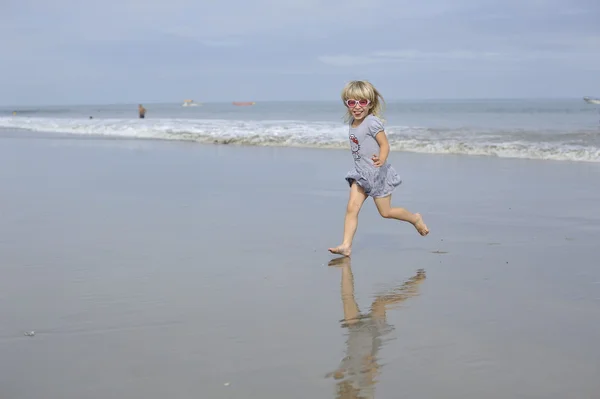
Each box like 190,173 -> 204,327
232,101 -> 256,106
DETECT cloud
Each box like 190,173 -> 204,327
201,39 -> 243,48
317,55 -> 381,67
371,50 -> 503,60
162,27 -> 243,47
317,0 -> 600,70
318,50 -> 520,68
320,46 -> 600,68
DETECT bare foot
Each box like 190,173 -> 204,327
328,245 -> 351,257
413,213 -> 429,236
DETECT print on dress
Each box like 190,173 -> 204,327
350,134 -> 360,161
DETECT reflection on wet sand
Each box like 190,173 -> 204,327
326,257 -> 426,399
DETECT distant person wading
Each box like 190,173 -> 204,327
138,104 -> 146,119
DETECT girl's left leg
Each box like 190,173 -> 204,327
373,195 -> 429,236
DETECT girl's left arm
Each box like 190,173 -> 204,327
374,131 -> 390,163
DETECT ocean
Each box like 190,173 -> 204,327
1,99 -> 599,162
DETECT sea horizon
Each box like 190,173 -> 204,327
1,96 -> 596,109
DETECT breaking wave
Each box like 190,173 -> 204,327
1,116 -> 599,163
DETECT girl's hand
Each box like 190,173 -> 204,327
372,154 -> 384,167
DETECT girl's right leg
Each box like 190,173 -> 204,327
328,181 -> 368,257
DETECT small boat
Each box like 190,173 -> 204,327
583,97 -> 600,105
182,99 -> 201,107
232,101 -> 255,106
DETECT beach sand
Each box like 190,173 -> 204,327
1,131 -> 599,398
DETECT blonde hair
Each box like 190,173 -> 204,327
340,80 -> 385,123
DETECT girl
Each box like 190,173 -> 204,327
328,80 -> 429,257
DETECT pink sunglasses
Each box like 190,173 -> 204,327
345,99 -> 370,108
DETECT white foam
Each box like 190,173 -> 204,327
1,117 -> 598,163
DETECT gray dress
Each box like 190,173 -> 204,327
344,114 -> 402,198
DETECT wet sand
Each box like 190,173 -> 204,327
1,132 -> 599,398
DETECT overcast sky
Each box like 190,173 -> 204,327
2,0 -> 599,105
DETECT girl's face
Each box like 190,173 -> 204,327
345,98 -> 372,121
